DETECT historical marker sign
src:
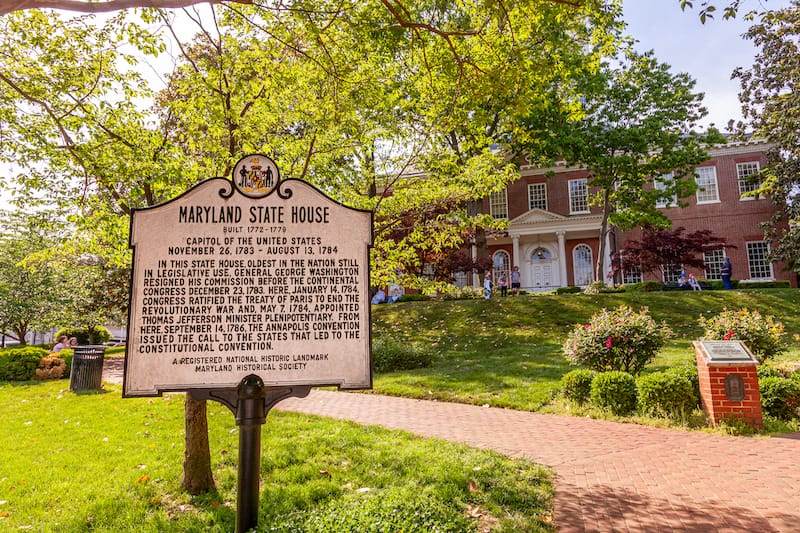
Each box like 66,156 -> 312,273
124,155 -> 373,397
697,340 -> 757,363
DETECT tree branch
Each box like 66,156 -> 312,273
0,0 -> 249,16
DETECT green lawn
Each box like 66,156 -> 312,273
2,288 -> 798,531
0,380 -> 554,532
370,289 -> 800,417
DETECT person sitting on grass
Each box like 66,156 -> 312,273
51,335 -> 68,353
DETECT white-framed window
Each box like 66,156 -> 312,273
452,270 -> 469,288
531,246 -> 552,261
662,263 -> 683,283
737,161 -> 762,199
573,244 -> 593,286
423,262 -> 435,280
747,241 -> 773,279
492,250 -> 510,283
528,183 -> 547,211
695,166 -> 719,204
655,172 -> 677,208
489,189 -> 508,219
622,264 -> 643,285
569,179 -> 589,214
703,249 -> 725,280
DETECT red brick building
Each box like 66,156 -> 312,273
479,139 -> 796,291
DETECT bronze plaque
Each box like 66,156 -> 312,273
698,341 -> 757,363
724,374 -> 746,402
124,157 -> 373,397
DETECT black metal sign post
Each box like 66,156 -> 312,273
192,377 -> 311,533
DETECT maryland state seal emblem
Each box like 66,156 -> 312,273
232,154 -> 280,198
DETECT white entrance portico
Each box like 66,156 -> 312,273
504,208 -> 607,291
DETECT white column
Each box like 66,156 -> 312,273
557,231 -> 567,287
512,235 -> 520,267
471,242 -> 479,287
603,231 -> 612,284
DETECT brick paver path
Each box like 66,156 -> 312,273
103,359 -> 800,531
278,390 -> 800,532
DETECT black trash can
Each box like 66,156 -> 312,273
69,345 -> 107,391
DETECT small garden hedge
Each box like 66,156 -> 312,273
0,347 -> 51,381
372,336 -> 435,372
590,371 -> 638,416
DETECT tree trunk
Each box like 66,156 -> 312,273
181,395 -> 215,495
595,190 -> 612,284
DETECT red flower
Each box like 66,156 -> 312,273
605,336 -> 613,349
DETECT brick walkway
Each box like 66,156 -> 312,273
104,359 -> 800,531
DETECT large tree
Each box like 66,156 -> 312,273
611,225 -> 730,281
524,49 -> 717,282
732,1 -> 800,268
0,211 -> 69,344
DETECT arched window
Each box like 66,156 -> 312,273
531,246 -> 552,261
573,244 -> 594,286
492,250 -> 510,283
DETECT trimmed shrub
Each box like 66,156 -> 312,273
738,280 -> 790,289
54,326 -> 111,346
591,371 -> 638,416
563,305 -> 672,376
561,369 -> 596,405
0,347 -> 49,381
759,376 -> 800,420
642,281 -> 662,292
758,364 -> 784,380
35,355 -> 66,380
699,308 -> 786,362
372,337 -> 434,372
398,294 -> 427,302
708,279 -> 740,290
61,349 -> 74,378
637,368 -> 699,419
556,286 -> 582,294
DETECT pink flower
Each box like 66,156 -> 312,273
583,324 -> 591,329
723,329 -> 735,340
605,336 -> 613,349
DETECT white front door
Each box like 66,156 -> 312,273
529,260 -> 560,291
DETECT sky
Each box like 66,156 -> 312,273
622,0 -> 790,130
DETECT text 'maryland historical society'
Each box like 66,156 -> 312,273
124,155 -> 373,397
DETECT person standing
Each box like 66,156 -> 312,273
510,266 -> 521,295
483,272 -> 493,299
498,273 -> 509,297
720,257 -> 733,290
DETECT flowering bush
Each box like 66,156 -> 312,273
563,305 -> 672,376
440,286 -> 484,300
698,308 -> 785,362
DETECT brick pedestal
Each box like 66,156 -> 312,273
694,341 -> 763,429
